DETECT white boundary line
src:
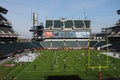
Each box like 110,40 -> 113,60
4,64 -> 21,79
16,53 -> 39,79
20,68 -> 120,73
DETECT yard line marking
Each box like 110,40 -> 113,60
21,68 -> 120,74
13,76 -> 110,80
22,70 -> 83,73
16,63 -> 32,78
12,78 -> 45,80
16,54 -> 39,78
4,64 -> 21,79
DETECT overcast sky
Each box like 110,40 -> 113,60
0,0 -> 120,38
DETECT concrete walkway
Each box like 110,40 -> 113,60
0,57 -> 15,65
0,52 -> 30,65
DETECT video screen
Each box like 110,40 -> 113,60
45,31 -> 90,38
76,32 -> 90,38
45,31 -> 54,38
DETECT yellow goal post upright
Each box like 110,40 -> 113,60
87,35 -> 109,71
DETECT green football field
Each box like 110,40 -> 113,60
0,49 -> 120,80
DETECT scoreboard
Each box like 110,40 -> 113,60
44,30 -> 90,39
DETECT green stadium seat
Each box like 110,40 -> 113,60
74,20 -> 90,28
46,20 -> 53,28
41,41 -> 51,48
78,41 -> 88,48
90,41 -> 98,47
65,20 -> 73,28
54,20 -> 63,28
94,41 -> 106,48
74,20 -> 84,28
52,41 -> 64,48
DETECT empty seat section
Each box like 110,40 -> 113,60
0,27 -> 14,34
65,20 -> 73,28
78,41 -> 88,48
65,41 -> 79,48
90,41 -> 98,47
70,41 -> 79,47
84,20 -> 90,28
74,20 -> 84,28
0,43 -> 17,54
108,41 -> 120,51
54,20 -> 63,28
94,41 -> 106,48
46,20 -> 53,28
74,20 -> 90,28
52,41 -> 64,48
31,41 -> 43,48
0,42 -> 44,56
41,41 -> 51,48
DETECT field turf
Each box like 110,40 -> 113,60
0,49 -> 120,80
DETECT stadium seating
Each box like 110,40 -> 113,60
0,41 -> 43,59
66,41 -> 79,48
94,41 -> 106,48
0,39 -> 108,59
41,41 -> 89,48
46,20 -> 53,28
0,26 -> 14,33
45,19 -> 90,29
74,20 -> 84,28
41,41 -> 51,48
108,41 -> 120,51
0,6 -> 8,14
84,20 -> 90,28
52,41 -> 64,48
1,39 -> 115,60
40,40 -> 101,49
74,20 -> 90,28
78,41 -> 88,48
54,20 -> 63,28
31,41 -> 43,48
41,41 -> 80,48
64,20 -> 73,28
90,41 -> 98,47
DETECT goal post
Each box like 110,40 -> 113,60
87,36 -> 109,70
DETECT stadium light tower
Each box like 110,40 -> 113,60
29,12 -> 44,41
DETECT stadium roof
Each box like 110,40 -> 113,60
0,6 -> 8,14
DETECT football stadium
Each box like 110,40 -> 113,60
0,5 -> 120,80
